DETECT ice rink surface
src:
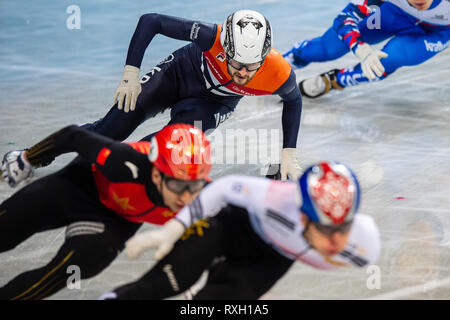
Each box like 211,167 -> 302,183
0,0 -> 449,299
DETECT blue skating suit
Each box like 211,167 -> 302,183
284,0 -> 450,87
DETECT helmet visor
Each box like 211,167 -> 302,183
163,175 -> 207,195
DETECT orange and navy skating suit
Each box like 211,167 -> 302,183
85,13 -> 303,148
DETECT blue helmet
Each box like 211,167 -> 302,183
298,161 -> 361,226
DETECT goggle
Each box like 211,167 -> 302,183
162,175 -> 207,195
227,58 -> 263,72
313,221 -> 353,236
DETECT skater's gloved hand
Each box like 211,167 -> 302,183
113,65 -> 142,113
125,219 -> 185,260
1,150 -> 33,188
281,148 -> 302,181
354,43 -> 388,80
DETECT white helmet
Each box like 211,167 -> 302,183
220,10 -> 272,64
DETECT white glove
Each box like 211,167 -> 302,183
1,151 -> 33,187
280,148 -> 302,181
354,43 -> 388,80
113,65 -> 142,113
125,219 -> 185,260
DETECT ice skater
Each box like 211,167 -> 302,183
0,123 -> 211,299
4,9 -> 303,182
100,161 -> 380,300
283,0 -> 450,98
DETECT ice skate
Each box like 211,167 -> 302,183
299,69 -> 344,98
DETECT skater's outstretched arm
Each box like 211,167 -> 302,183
115,13 -> 217,112
274,70 -> 303,180
126,13 -> 217,68
1,125 -> 148,186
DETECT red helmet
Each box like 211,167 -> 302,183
148,124 -> 212,180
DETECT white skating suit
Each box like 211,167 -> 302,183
175,175 -> 381,270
